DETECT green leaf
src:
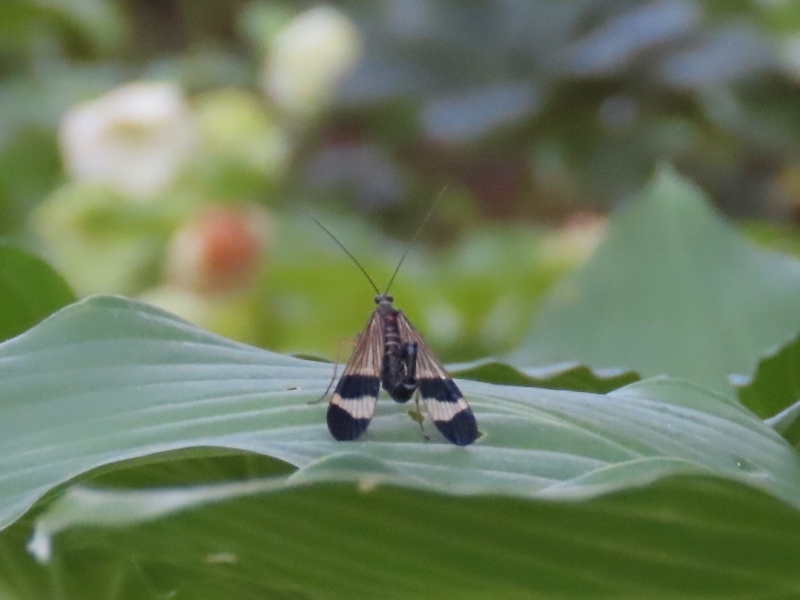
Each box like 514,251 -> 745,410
451,359 -> 640,392
1,296 -> 800,532
512,166 -> 800,400
734,332 -> 800,419
40,0 -> 125,53
15,475 -> 800,599
0,296 -> 799,596
0,244 -> 75,342
766,401 -> 800,450
0,512 -> 162,600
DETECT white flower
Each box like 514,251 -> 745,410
59,81 -> 195,199
263,6 -> 362,117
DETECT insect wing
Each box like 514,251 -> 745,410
396,313 -> 478,446
327,310 -> 384,441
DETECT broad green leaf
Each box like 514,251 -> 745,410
0,512 -> 162,600
1,295 -> 799,536
512,166 -> 800,401
0,244 -> 75,342
451,359 -> 639,392
1,296 -> 800,597
734,332 -> 800,418
14,475 -> 800,599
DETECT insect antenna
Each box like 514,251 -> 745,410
302,208 -> 381,295
383,184 -> 449,295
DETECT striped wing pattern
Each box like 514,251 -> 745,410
326,310 -> 384,441
396,312 -> 479,446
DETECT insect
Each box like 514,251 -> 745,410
308,205 -> 479,446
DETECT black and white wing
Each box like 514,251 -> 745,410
396,313 -> 478,446
326,310 -> 384,441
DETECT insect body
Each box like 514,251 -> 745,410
307,202 -> 478,446
327,294 -> 478,446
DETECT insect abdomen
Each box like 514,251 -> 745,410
381,313 -> 417,402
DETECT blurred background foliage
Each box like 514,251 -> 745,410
3,0 -> 800,362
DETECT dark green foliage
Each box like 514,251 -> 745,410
0,244 -> 75,342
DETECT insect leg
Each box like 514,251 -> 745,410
310,337 -> 358,404
413,388 -> 430,441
